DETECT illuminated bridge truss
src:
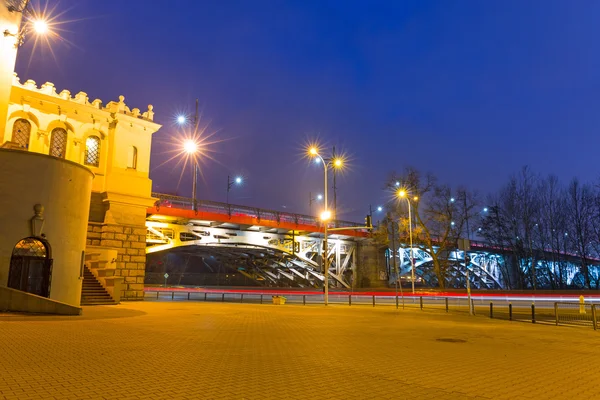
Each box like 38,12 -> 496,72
388,245 -> 600,289
146,221 -> 358,288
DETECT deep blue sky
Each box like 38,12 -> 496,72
16,0 -> 600,221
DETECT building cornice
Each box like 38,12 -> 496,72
10,73 -> 162,133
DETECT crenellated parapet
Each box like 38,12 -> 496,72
12,73 -> 155,121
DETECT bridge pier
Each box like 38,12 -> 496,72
86,193 -> 155,301
355,242 -> 388,288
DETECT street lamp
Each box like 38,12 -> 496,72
397,189 -> 417,294
184,139 -> 199,212
227,175 -> 242,204
176,115 -> 187,125
309,192 -> 323,214
32,20 -> 47,34
4,15 -> 49,47
308,146 -> 344,305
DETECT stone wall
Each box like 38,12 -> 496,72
87,222 -> 146,300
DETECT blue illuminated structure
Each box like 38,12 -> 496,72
387,241 -> 600,289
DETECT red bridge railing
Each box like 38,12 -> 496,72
151,192 -> 363,229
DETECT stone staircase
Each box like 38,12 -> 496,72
81,265 -> 117,305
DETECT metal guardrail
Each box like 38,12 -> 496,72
554,302 -> 597,330
144,290 -> 600,331
151,192 -> 362,229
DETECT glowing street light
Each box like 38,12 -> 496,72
33,19 -> 48,34
377,206 -> 383,212
176,115 -> 187,125
3,15 -> 49,48
307,145 -> 346,306
398,189 -> 416,294
227,175 -> 243,204
183,139 -> 198,154
309,192 -> 323,214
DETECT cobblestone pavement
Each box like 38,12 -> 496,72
1,301 -> 599,400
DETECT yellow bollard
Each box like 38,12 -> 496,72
579,295 -> 586,314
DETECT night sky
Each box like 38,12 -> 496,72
15,0 -> 600,221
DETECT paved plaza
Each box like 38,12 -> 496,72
1,301 -> 599,400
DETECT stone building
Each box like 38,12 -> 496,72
0,3 -> 161,307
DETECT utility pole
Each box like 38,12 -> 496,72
461,193 -> 473,315
388,213 -> 399,307
192,99 -> 199,212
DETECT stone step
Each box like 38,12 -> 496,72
81,296 -> 113,303
81,300 -> 117,305
80,265 -> 116,306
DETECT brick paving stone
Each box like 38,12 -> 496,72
1,302 -> 600,399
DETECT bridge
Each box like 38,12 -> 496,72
145,193 -> 369,289
390,240 -> 600,290
145,193 -> 600,290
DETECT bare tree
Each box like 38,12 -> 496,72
565,178 -> 594,289
479,198 -> 518,289
388,168 -> 476,289
479,167 -> 540,289
534,175 -> 567,288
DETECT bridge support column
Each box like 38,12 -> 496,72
355,242 -> 387,288
87,223 -> 148,300
86,192 -> 155,301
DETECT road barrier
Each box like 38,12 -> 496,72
143,290 -> 600,331
553,302 -> 597,330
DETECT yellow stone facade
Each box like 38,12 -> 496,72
1,5 -> 161,302
1,75 -> 161,300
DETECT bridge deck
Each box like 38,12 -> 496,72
149,193 -> 369,238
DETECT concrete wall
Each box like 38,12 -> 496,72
356,242 -> 388,288
0,285 -> 82,315
0,149 -> 93,306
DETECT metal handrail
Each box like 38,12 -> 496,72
151,192 -> 362,228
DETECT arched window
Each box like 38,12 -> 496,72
49,128 -> 67,158
8,237 -> 52,298
84,135 -> 100,167
127,146 -> 138,169
12,118 -> 31,149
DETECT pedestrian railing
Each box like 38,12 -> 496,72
143,290 -> 600,331
553,302 -> 597,330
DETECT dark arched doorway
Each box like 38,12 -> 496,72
8,238 -> 53,297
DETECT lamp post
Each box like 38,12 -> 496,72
180,99 -> 200,212
1,5 -> 49,135
398,190 -> 417,294
183,140 -> 199,212
309,192 -> 323,215
308,147 -> 343,306
227,175 -> 242,204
